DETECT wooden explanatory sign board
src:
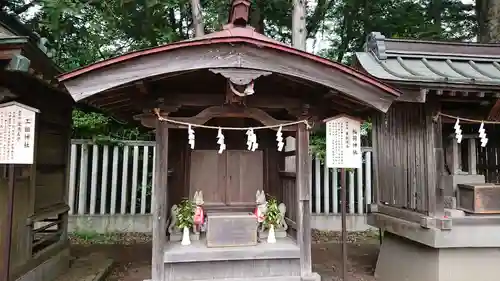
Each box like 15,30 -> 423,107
0,101 -> 39,165
325,114 -> 362,169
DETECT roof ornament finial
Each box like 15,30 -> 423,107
366,32 -> 387,60
228,0 -> 251,27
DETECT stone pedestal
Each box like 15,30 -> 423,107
161,237 -> 309,281
376,232 -> 500,281
370,209 -> 500,281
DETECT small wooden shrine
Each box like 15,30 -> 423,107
58,2 -> 400,281
0,12 -> 74,281
355,32 -> 500,281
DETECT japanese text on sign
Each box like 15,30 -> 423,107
325,115 -> 362,169
0,101 -> 39,164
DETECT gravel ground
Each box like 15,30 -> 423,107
69,230 -> 380,281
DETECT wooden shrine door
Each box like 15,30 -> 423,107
189,150 -> 263,208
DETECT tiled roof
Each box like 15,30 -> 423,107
355,32 -> 500,86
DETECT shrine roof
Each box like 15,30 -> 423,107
57,0 -> 404,114
58,26 -> 398,98
355,32 -> 500,87
0,12 -> 72,103
57,25 -> 403,111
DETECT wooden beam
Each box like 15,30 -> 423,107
396,88 -> 426,103
159,93 -> 303,109
92,92 -> 306,116
136,81 -> 149,95
296,122 -> 312,277
136,106 -> 298,131
152,120 -> 168,281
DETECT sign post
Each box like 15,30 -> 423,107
325,114 -> 362,281
0,101 -> 39,281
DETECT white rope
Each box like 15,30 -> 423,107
153,108 -> 311,130
438,112 -> 500,124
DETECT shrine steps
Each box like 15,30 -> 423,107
163,238 -> 302,281
145,277 -> 301,281
185,277 -> 302,281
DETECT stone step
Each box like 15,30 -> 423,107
145,277 -> 301,281
54,253 -> 113,281
191,277 -> 302,281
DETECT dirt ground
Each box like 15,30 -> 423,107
69,231 -> 380,281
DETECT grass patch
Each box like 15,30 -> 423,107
69,232 -> 152,245
312,228 -> 381,244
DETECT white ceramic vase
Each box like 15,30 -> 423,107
267,224 -> 277,244
181,226 -> 191,246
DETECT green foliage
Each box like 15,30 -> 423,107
3,0 -> 481,142
310,132 -> 327,161
72,109 -> 153,143
176,199 -> 195,229
264,197 -> 280,228
318,0 -> 476,63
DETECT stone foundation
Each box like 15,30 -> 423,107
376,232 -> 500,281
15,248 -> 70,281
161,237 -> 320,281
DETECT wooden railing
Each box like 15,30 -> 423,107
311,148 -> 373,215
67,139 -> 375,233
28,203 -> 68,256
280,171 -> 297,225
68,140 -> 156,215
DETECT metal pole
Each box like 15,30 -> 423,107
341,168 -> 347,281
2,165 -> 15,281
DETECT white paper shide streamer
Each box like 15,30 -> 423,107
479,122 -> 488,147
188,125 -> 195,149
276,126 -> 284,151
217,128 -> 226,154
454,118 -> 462,143
246,128 -> 258,151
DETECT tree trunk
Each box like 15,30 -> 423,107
477,0 -> 500,43
190,0 -> 205,37
292,0 -> 307,50
478,0 -> 500,121
429,0 -> 442,38
250,1 -> 265,34
307,0 -> 334,37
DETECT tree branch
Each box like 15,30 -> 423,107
13,0 -> 41,15
306,0 -> 335,37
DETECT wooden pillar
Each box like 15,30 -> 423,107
425,97 -> 445,217
296,122 -> 312,277
152,120 -> 168,281
450,140 -> 460,174
371,114 -> 380,205
468,138 -> 477,175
